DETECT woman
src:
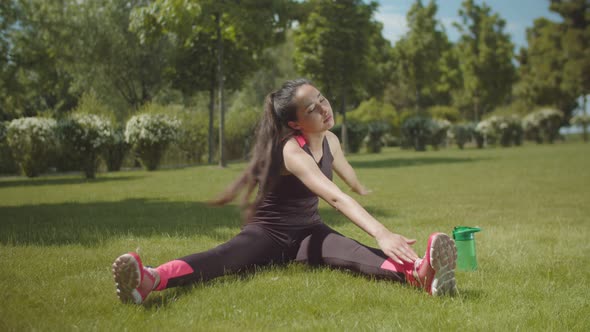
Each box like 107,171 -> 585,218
112,79 -> 457,304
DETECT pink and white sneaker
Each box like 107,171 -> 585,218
112,252 -> 158,304
407,233 -> 457,296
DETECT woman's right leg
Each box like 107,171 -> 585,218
155,224 -> 287,290
113,224 -> 286,304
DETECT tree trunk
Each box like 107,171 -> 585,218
474,95 -> 480,123
340,92 -> 348,154
583,94 -> 588,142
208,85 -> 215,164
216,13 -> 226,168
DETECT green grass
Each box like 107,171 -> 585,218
1,142 -> 589,331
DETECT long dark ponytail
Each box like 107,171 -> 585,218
210,78 -> 311,221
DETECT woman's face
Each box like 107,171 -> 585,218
289,84 -> 334,133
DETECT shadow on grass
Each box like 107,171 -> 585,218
0,175 -> 144,188
349,156 -> 484,169
0,198 -> 386,246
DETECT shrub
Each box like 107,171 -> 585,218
451,123 -> 473,149
475,118 -> 497,147
364,122 -> 390,153
125,112 -> 180,171
348,98 -> 400,135
401,116 -> 432,151
523,108 -> 563,144
504,115 -> 524,147
348,99 -> 401,153
6,117 -> 58,177
58,114 -> 115,178
70,91 -> 128,172
331,120 -> 367,153
430,119 -> 451,150
476,115 -> 523,148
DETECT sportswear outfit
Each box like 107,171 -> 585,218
152,136 -> 410,290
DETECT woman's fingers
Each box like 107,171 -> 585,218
404,237 -> 417,245
389,249 -> 415,264
401,237 -> 419,260
401,246 -> 419,262
405,246 -> 419,261
391,256 -> 404,265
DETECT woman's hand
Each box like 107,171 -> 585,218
376,230 -> 418,264
353,185 -> 372,196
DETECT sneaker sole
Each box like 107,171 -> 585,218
429,234 -> 458,296
112,253 -> 143,304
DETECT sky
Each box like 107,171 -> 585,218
374,0 -> 562,50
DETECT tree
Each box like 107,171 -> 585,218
131,0 -> 294,166
453,0 -> 516,121
516,18 -> 578,123
388,0 -> 457,113
69,0 -> 171,114
294,0 -> 382,153
0,0 -> 18,120
1,0 -> 79,119
550,0 -> 590,141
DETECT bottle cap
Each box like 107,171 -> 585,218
453,226 -> 481,241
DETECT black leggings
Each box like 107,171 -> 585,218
155,223 -> 406,290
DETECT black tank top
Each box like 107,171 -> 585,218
251,135 -> 333,228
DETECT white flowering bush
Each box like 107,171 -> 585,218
6,117 -> 58,177
58,113 -> 114,178
477,115 -> 523,147
570,114 -> 590,126
523,108 -> 563,144
125,113 -> 180,170
430,119 -> 451,150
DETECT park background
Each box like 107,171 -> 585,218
0,0 -> 589,331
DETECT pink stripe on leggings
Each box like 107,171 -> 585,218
155,260 -> 194,290
380,258 -> 414,280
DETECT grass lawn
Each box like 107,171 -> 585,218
0,142 -> 589,331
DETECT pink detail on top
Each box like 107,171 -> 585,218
154,260 -> 194,291
295,135 -> 307,147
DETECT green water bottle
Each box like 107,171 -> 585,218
452,226 -> 482,271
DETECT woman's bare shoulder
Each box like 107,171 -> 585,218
325,131 -> 342,154
283,137 -> 302,153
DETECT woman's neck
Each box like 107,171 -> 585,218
302,131 -> 325,152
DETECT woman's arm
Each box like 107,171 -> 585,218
326,131 -> 370,195
283,139 -> 418,264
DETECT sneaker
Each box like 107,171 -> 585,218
112,252 -> 157,304
408,233 -> 457,296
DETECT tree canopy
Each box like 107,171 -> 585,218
0,0 -> 585,148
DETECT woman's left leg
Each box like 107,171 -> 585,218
294,223 -> 458,295
294,223 -> 409,282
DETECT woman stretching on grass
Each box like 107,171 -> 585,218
112,79 -> 457,304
